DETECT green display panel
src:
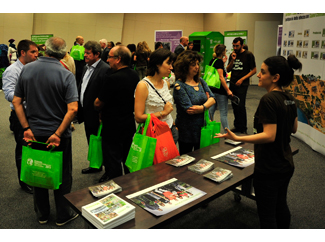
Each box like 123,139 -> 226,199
189,31 -> 224,75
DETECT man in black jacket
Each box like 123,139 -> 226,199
78,41 -> 111,174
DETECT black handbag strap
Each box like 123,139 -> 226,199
144,79 -> 166,104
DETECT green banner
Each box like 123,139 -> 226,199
224,31 -> 247,38
31,34 -> 53,45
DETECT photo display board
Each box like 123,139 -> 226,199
282,13 -> 325,155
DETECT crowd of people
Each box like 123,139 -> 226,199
2,34 -> 301,229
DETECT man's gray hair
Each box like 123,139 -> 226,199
99,39 -> 107,45
45,37 -> 67,60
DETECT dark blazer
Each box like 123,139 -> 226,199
174,44 -> 185,56
101,47 -> 110,63
77,60 -> 111,141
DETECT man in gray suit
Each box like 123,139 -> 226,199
174,36 -> 189,56
78,41 -> 111,174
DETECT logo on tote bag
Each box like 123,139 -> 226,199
131,143 -> 142,152
161,147 -> 168,157
27,158 -> 33,166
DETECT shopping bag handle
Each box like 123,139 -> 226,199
26,140 -> 56,152
210,58 -> 218,67
136,114 -> 151,135
203,109 -> 211,127
97,122 -> 103,137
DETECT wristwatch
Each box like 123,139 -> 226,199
23,126 -> 30,132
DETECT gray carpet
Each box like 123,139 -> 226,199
0,85 -> 324,230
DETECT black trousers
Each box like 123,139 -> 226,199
101,135 -> 133,179
230,83 -> 249,132
10,110 -> 27,188
31,136 -> 74,221
253,170 -> 294,229
178,140 -> 200,155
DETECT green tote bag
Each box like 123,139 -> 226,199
21,141 -> 63,190
88,122 -> 103,169
203,58 -> 221,89
125,114 -> 157,173
200,110 -> 221,148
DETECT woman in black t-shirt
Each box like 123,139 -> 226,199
208,44 -> 233,130
215,55 -> 302,229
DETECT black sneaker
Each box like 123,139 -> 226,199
38,215 -> 49,224
56,213 -> 79,226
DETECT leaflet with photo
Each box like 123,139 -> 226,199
204,167 -> 233,183
165,154 -> 195,167
82,193 -> 135,229
88,180 -> 122,198
211,146 -> 254,168
188,159 -> 214,174
126,178 -> 206,216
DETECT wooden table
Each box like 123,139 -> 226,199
64,141 -> 298,229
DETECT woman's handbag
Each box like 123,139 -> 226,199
203,58 -> 221,89
88,122 -> 103,169
125,114 -> 157,173
146,114 -> 179,165
200,110 -> 221,148
21,141 -> 63,190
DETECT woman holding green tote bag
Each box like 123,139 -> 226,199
173,51 -> 216,155
134,48 -> 178,144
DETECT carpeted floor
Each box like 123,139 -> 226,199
0,85 -> 324,231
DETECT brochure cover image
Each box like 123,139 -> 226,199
126,178 -> 206,216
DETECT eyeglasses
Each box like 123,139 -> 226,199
107,55 -> 118,59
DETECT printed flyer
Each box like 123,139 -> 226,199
126,178 -> 206,216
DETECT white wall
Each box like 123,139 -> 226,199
253,21 -> 281,84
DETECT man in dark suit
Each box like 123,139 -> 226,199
78,40 -> 111,174
174,36 -> 189,56
100,39 -> 110,64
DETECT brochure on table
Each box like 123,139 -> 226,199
211,146 -> 254,168
126,178 -> 206,216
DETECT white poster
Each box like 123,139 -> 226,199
282,13 -> 325,156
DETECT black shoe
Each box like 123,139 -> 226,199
81,167 -> 102,174
231,128 -> 247,134
230,128 -> 241,133
56,212 -> 79,226
38,215 -> 49,224
21,184 -> 33,194
99,172 -> 110,183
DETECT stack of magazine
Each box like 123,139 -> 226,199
204,167 -> 233,183
88,180 -> 122,198
82,193 -> 135,229
211,146 -> 254,168
188,159 -> 214,174
165,154 -> 195,167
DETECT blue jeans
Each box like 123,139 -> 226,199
209,93 -> 229,131
253,170 -> 294,229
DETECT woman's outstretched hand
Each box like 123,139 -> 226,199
214,127 -> 238,141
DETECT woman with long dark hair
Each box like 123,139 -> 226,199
216,55 -> 302,229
